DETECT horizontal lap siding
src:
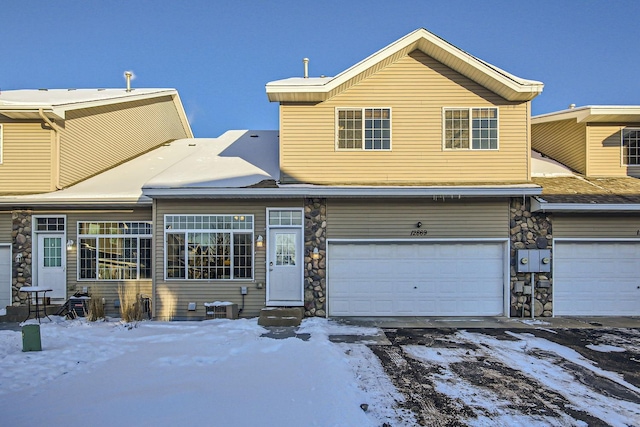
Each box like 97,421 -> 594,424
587,124 -> 629,177
531,119 -> 585,174
0,121 -> 53,194
280,50 -> 529,184
64,208 -> 153,316
60,96 -> 190,187
0,212 -> 11,243
327,198 -> 508,239
154,199 -> 300,320
553,214 -> 640,238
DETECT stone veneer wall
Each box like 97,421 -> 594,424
303,198 -> 327,317
12,210 -> 33,305
510,198 -> 553,317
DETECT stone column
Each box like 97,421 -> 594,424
303,198 -> 327,317
12,210 -> 33,305
509,198 -> 553,317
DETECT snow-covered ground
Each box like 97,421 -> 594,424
0,317 -> 405,427
1,317 -> 639,426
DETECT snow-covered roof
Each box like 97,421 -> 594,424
531,151 -> 575,178
0,88 -> 180,120
266,28 -> 543,103
532,105 -> 640,125
0,130 -> 279,206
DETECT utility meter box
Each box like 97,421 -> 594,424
516,249 -> 551,273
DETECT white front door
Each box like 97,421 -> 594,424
0,246 -> 10,310
267,228 -> 303,305
37,234 -> 66,299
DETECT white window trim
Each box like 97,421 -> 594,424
77,221 -> 153,282
163,214 -> 255,281
621,127 -> 640,167
335,107 -> 392,151
442,107 -> 499,151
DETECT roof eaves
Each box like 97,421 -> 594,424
531,196 -> 640,212
142,184 -> 542,199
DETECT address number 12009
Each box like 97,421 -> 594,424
410,230 -> 428,236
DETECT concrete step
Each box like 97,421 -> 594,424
257,307 -> 303,327
0,305 -> 63,322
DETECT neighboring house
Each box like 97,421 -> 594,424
0,88 -> 192,311
531,106 -> 640,316
0,88 -> 192,195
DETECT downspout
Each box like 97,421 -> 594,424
38,108 -> 63,190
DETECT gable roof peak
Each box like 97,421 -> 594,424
266,28 -> 543,103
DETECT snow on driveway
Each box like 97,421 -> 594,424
1,317 -> 639,426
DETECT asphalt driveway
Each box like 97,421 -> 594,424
354,326 -> 640,426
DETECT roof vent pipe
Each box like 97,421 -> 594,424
303,58 -> 309,78
569,103 -> 576,109
124,71 -> 133,92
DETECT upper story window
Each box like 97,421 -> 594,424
444,108 -> 498,150
78,221 -> 152,281
164,215 -> 253,280
622,128 -> 640,166
336,108 -> 391,150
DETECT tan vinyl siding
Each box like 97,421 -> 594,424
327,198 -> 508,239
280,50 -> 529,184
59,96 -> 190,187
0,212 -> 12,243
531,119 -> 586,174
586,124 -> 632,177
154,199 -> 299,320
63,208 -> 153,317
0,121 -> 53,194
553,214 -> 640,238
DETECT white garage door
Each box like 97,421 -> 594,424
554,241 -> 640,316
328,242 -> 506,316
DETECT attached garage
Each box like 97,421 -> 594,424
553,241 -> 640,316
327,241 -> 507,317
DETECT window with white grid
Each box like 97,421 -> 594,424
337,108 -> 391,150
623,128 -> 640,166
164,215 -> 253,280
444,107 -> 498,150
78,221 -> 152,281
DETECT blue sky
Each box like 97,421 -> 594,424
2,1 -> 638,137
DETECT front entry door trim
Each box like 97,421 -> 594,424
33,216 -> 67,300
266,208 -> 304,306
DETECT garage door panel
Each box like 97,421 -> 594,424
328,242 -> 505,316
554,242 -> 640,316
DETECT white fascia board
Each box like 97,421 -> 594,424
0,197 -> 152,209
0,107 -> 63,120
143,185 -> 542,199
531,197 -> 640,212
532,105 -> 640,125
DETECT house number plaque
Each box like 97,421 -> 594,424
410,229 -> 428,236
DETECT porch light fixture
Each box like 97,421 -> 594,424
256,235 -> 264,248
312,247 -> 320,259
66,239 -> 74,250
